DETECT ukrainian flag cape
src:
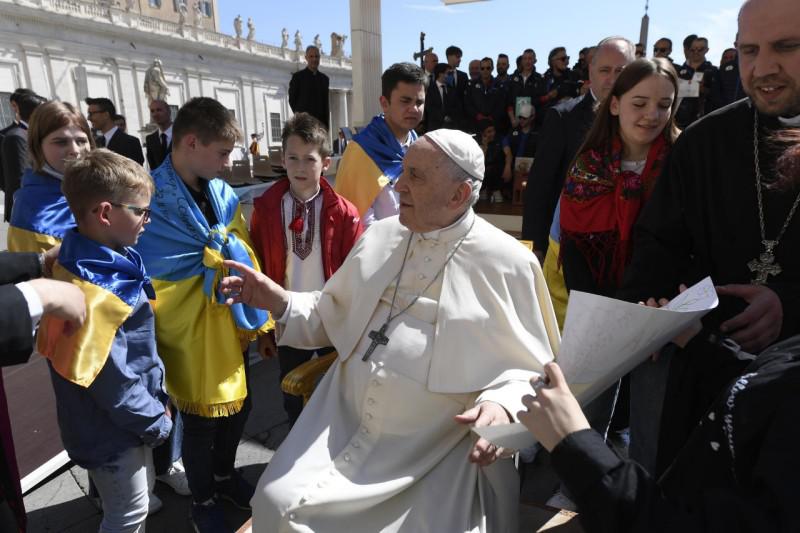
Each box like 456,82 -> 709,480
7,168 -> 75,253
38,229 -> 154,387
136,155 -> 270,417
334,114 -> 417,216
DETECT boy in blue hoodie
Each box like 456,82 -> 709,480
37,149 -> 171,532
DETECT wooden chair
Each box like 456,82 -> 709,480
280,351 -> 338,405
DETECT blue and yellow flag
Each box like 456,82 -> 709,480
334,114 -> 417,216
37,229 -> 154,387
7,168 -> 75,253
135,155 -> 270,417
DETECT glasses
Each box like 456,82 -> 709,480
689,47 -> 708,53
111,202 -> 151,221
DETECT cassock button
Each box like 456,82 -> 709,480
418,273 -> 426,280
289,512 -> 297,520
361,426 -> 369,434
366,413 -> 373,420
367,398 -> 375,405
424,256 -> 432,262
352,441 -> 361,448
371,379 -> 381,387
344,453 -> 351,462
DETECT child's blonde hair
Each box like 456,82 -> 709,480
62,148 -> 154,220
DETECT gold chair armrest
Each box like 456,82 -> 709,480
280,352 -> 338,405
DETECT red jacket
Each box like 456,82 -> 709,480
250,177 -> 363,288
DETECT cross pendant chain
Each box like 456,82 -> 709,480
362,323 -> 390,361
748,239 -> 782,285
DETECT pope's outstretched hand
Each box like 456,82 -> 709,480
221,260 -> 289,316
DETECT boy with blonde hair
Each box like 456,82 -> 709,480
38,148 -> 171,533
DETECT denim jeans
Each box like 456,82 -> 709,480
277,345 -> 334,426
152,407 -> 183,475
89,445 -> 154,533
180,352 -> 251,503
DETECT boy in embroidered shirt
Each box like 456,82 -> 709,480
38,149 -> 171,532
134,97 -> 272,532
250,112 -> 363,425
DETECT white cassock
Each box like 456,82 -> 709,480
252,209 -> 560,533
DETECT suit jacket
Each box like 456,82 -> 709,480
103,129 -> 145,165
0,122 -> 17,193
0,251 -> 40,363
521,93 -> 596,251
423,82 -> 458,132
1,126 -> 28,222
289,68 -> 330,128
145,129 -> 172,171
0,251 -> 41,532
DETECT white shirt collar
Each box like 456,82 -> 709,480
103,126 -> 119,145
419,208 -> 474,243
778,114 -> 800,127
19,120 -> 28,129
159,124 -> 174,142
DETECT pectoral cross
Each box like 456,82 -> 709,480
748,240 -> 783,285
362,323 -> 389,361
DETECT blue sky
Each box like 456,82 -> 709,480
219,0 -> 740,70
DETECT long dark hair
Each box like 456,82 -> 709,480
578,58 -> 680,158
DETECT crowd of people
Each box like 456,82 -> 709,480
0,0 -> 799,531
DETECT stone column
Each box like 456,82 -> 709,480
349,0 -> 381,126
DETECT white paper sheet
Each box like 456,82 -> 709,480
678,78 -> 700,98
473,277 -> 718,449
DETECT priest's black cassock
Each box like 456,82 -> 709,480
618,98 -> 800,474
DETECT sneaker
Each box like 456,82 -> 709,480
545,490 -> 578,512
157,461 -> 191,496
148,492 -> 163,515
491,190 -> 504,203
191,500 -> 231,533
215,470 -> 254,511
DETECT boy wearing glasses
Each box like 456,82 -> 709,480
38,148 -> 171,532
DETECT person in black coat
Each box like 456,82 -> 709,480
422,63 -> 459,132
0,249 -> 86,532
2,92 -> 46,222
144,99 -> 173,171
85,97 -> 144,165
289,46 -> 330,129
520,334 -> 800,533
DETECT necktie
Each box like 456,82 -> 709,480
160,133 -> 168,154
96,135 -> 106,148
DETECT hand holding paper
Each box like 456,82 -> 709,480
472,277 -> 718,450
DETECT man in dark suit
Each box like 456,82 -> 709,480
144,99 -> 173,171
444,45 -> 469,130
2,92 -> 45,222
289,46 -> 330,129
0,249 -> 86,532
0,89 -> 38,199
423,63 -> 458,132
521,37 -> 635,257
85,97 -> 144,165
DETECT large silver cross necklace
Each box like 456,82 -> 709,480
748,110 -> 800,284
362,218 -> 475,361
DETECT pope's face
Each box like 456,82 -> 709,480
737,0 -> 800,116
394,138 -> 467,233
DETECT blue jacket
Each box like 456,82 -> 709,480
49,290 -> 172,469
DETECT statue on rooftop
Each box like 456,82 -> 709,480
143,59 -> 170,105
294,30 -> 303,54
246,18 -> 255,42
234,15 -> 243,40
281,28 -> 289,49
313,34 -> 322,54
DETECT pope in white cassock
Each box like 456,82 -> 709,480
222,129 -> 560,532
